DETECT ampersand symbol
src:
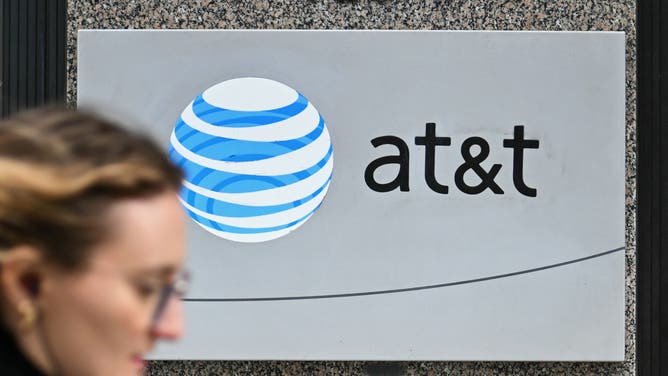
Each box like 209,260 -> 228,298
454,137 -> 504,194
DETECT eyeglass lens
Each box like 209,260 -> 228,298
151,270 -> 189,325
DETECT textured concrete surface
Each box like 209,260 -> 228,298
67,1 -> 636,374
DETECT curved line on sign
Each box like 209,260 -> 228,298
182,246 -> 624,302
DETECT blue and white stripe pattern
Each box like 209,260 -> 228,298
169,78 -> 333,243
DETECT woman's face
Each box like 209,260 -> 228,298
38,191 -> 186,376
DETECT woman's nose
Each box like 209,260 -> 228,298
150,295 -> 184,340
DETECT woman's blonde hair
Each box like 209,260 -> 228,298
0,108 -> 183,269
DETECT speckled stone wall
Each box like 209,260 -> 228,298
67,1 -> 636,375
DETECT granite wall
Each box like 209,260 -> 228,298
66,1 -> 636,375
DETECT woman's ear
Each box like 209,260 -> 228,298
0,246 -> 45,309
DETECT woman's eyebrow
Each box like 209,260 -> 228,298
133,265 -> 178,278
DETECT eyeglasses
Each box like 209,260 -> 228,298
150,269 -> 190,326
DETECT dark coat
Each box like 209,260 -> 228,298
0,325 -> 46,376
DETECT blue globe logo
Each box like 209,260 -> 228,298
168,77 -> 334,243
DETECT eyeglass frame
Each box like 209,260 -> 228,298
150,269 -> 190,326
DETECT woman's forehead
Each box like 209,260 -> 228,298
91,192 -> 186,271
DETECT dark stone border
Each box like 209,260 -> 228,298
0,0 -> 66,118
636,0 -> 668,374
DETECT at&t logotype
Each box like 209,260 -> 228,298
169,78 -> 334,243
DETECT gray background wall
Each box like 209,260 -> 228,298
66,1 -> 636,375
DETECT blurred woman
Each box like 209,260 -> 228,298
0,108 -> 188,376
